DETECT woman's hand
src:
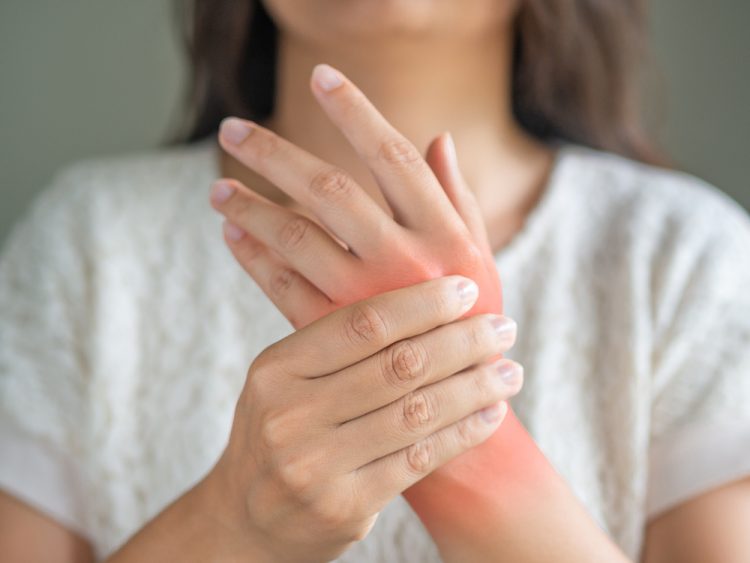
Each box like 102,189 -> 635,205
211,277 -> 519,562
211,63 -> 502,329
210,64 -> 630,563
209,60 -> 521,527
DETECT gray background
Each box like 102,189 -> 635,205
1,0 -> 748,247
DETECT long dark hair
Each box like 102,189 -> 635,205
174,0 -> 662,165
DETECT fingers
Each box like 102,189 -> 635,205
268,275 -> 480,378
211,178 -> 358,295
333,357 -> 522,472
317,313 -> 517,423
425,132 -> 490,252
221,220 -> 334,329
309,63 -> 456,229
356,400 -> 509,512
218,117 -> 393,259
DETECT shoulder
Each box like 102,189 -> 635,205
546,144 -> 750,340
562,147 -> 750,372
558,144 -> 750,249
38,138 -> 218,216
3,139 -> 219,259
555,144 -> 750,279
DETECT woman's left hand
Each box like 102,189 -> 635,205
210,63 -> 504,329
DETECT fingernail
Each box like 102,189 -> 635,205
220,117 -> 254,145
223,220 -> 246,242
495,361 -> 522,386
211,181 -> 236,204
313,64 -> 343,92
479,402 -> 504,423
490,316 -> 516,342
457,279 -> 479,308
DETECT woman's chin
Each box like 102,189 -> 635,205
264,0 -> 511,44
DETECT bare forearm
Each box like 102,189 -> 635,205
404,410 -> 630,563
105,471 -> 272,563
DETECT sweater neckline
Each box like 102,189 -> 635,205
492,142 -> 573,270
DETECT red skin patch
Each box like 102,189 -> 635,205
298,224 -> 559,546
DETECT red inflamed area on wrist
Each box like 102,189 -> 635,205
329,266 -> 561,553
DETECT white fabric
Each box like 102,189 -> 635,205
1,139 -> 749,561
646,420 -> 750,517
0,422 -> 89,538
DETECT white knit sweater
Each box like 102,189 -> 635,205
1,139 -> 749,561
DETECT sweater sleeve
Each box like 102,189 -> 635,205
0,164 -> 96,539
646,186 -> 750,519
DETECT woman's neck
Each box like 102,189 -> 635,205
220,25 -> 554,254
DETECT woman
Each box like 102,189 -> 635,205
1,0 -> 749,561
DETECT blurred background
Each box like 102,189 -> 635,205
0,0 -> 748,246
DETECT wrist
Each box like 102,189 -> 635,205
106,459 -> 274,563
195,456 -> 276,562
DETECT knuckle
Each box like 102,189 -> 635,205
278,217 -> 311,251
245,365 -> 266,403
400,391 -> 436,432
309,167 -> 354,203
465,316 -> 492,351
310,498 -> 349,531
428,285 -> 455,319
269,268 -> 298,299
471,366 -> 496,399
247,344 -> 297,406
249,353 -> 272,384
343,303 -> 389,347
247,353 -> 275,399
382,340 -> 428,388
252,129 -> 283,160
404,438 -> 435,475
339,88 -> 369,118
454,416 -> 478,450
377,137 -> 422,169
239,237 -> 264,263
259,410 -> 291,451
255,343 -> 287,377
277,454 -> 316,499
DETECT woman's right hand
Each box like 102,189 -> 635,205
209,275 -> 521,562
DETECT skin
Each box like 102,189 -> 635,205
211,65 -> 627,562
2,0 -> 750,561
221,0 -> 554,255
109,277 -> 522,562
